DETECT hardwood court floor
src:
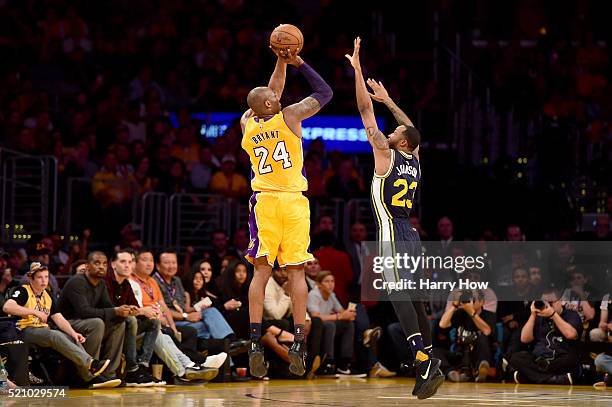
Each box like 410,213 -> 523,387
3,378 -> 611,406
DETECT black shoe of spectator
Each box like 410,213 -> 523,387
125,366 -> 156,387
88,376 -> 122,389
229,339 -> 251,356
412,358 -> 444,400
288,341 -> 306,376
89,359 -> 110,377
546,373 -> 573,385
248,341 -> 268,378
317,362 -> 339,378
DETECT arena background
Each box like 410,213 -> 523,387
0,0 -> 611,404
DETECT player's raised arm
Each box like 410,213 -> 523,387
282,54 -> 333,129
240,108 -> 254,133
345,37 -> 391,171
268,49 -> 289,98
367,79 -> 414,128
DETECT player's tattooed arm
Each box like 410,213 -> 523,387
367,79 -> 414,128
367,127 -> 390,151
346,38 -> 383,139
283,96 -> 321,131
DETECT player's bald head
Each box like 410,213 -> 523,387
247,86 -> 280,116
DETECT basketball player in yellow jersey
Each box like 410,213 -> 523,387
241,49 -> 332,378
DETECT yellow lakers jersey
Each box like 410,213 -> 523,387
16,284 -> 53,329
242,112 -> 308,192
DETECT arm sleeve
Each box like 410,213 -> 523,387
297,63 -> 333,108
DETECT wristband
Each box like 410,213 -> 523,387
182,312 -> 188,320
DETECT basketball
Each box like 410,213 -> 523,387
270,24 -> 304,54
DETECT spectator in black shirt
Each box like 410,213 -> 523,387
498,267 -> 534,358
58,251 -> 131,385
439,290 -> 495,383
508,287 -> 582,385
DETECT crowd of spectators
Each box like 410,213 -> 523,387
1,215 -> 611,388
0,0 -> 611,391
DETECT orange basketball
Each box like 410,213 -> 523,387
270,24 -> 304,54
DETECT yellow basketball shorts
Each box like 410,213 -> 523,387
245,191 -> 314,267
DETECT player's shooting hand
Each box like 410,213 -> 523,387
366,79 -> 390,103
344,37 -> 361,69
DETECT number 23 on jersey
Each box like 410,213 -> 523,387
391,179 -> 418,208
253,140 -> 292,174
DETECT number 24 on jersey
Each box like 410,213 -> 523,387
253,141 -> 292,174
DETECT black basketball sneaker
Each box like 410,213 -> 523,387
248,341 -> 268,378
412,357 -> 444,400
288,341 -> 307,376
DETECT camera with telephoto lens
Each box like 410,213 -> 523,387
534,300 -> 546,310
459,291 -> 473,304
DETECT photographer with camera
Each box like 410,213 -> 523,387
438,290 -> 495,382
508,287 -> 581,385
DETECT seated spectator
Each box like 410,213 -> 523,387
58,251 -> 128,388
497,267 -> 534,357
313,231 -> 353,305
561,268 -> 596,328
153,249 -> 240,346
170,125 -> 200,171
2,263 -> 116,388
70,259 -> 88,275
157,158 -> 188,195
590,293 -> 611,342
509,287 -> 582,385
130,250 -> 222,383
0,267 -> 19,298
187,260 -> 225,308
105,249 -> 161,386
209,154 -> 248,198
594,351 -> 612,388
190,145 -> 217,191
304,258 -> 321,290
528,264 -> 546,296
438,290 -> 495,382
91,151 -> 134,208
307,271 -> 357,376
203,230 -> 240,281
218,260 -> 251,339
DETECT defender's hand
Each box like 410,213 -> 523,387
367,79 -> 390,103
344,37 -> 361,69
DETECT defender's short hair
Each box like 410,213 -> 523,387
401,126 -> 421,149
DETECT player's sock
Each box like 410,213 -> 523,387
294,324 -> 306,343
424,344 -> 433,358
408,333 -> 429,362
250,323 -> 262,341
